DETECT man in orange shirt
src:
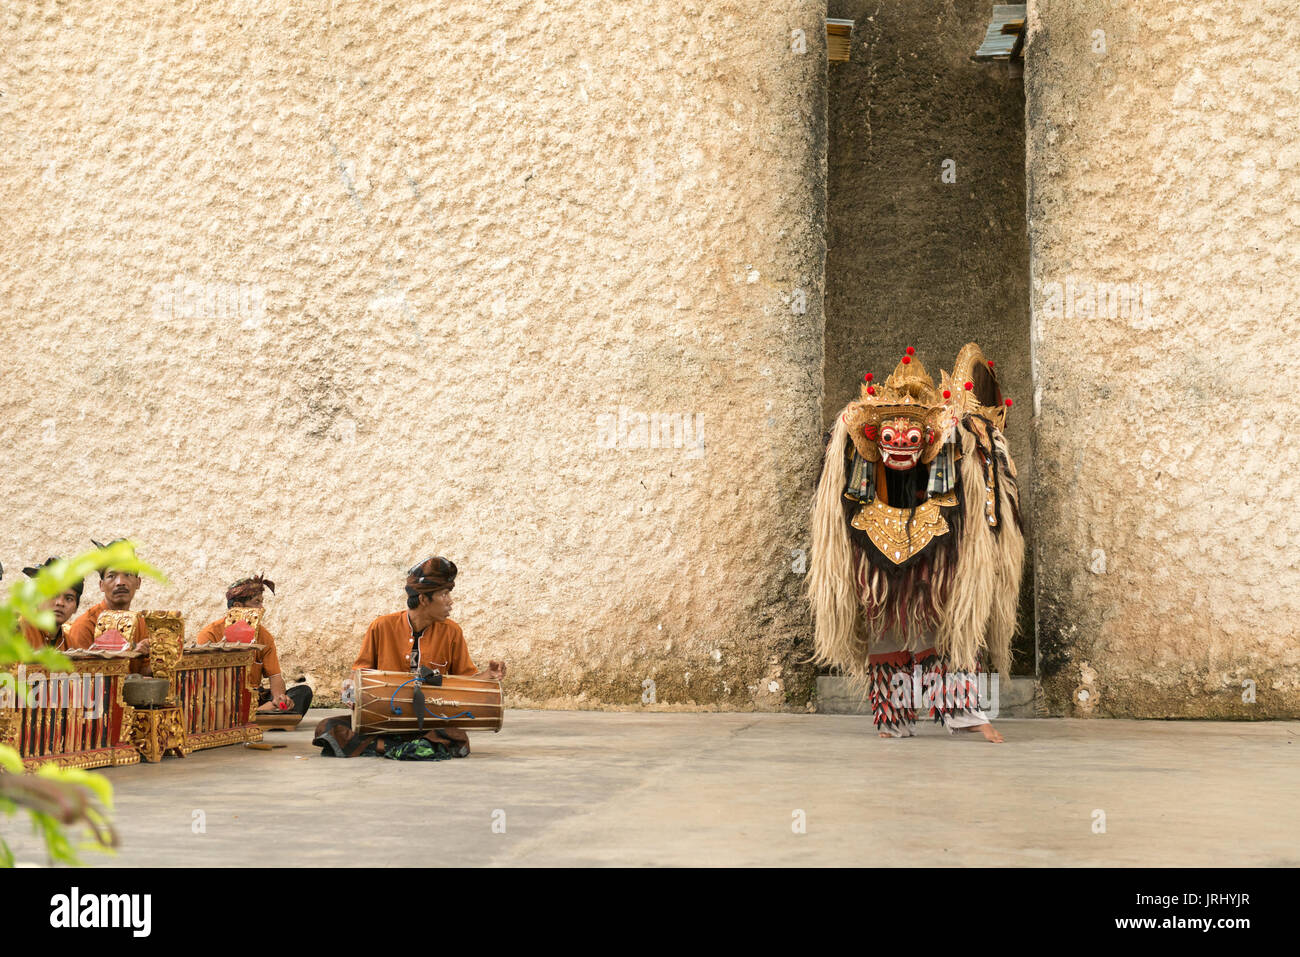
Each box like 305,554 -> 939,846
317,556 -> 505,759
194,575 -> 312,716
18,557 -> 83,649
65,540 -> 151,653
349,557 -> 504,680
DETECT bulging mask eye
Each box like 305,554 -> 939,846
906,430 -> 921,446
881,428 -> 896,443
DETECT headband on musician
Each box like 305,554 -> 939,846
91,538 -> 139,579
226,574 -> 276,606
405,556 -> 457,595
23,556 -> 85,600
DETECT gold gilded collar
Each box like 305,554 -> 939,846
851,492 -> 956,564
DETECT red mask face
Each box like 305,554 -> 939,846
878,416 -> 925,471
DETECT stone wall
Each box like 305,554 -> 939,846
0,1 -> 829,708
1026,0 -> 1300,716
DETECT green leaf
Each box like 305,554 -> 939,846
0,746 -> 22,775
0,543 -> 158,866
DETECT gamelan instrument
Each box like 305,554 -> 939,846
352,669 -> 503,734
6,610 -> 266,771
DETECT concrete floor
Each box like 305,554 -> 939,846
8,710 -> 1299,867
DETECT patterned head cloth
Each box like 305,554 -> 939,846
23,557 -> 85,599
406,556 -> 457,595
226,574 -> 275,604
91,539 -> 138,578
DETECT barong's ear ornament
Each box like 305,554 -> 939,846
947,342 -> 1010,432
809,342 -> 1025,683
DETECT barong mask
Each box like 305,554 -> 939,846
876,416 -> 931,471
843,349 -> 950,469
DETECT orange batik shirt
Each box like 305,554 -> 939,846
65,602 -> 151,651
20,621 -> 60,650
352,611 -> 476,676
195,618 -> 283,686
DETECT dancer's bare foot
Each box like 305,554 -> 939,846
970,722 -> 1004,743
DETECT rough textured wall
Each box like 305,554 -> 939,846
1026,0 -> 1300,716
825,0 -> 1034,671
0,1 -> 828,709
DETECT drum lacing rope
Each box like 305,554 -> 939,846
388,677 -> 475,726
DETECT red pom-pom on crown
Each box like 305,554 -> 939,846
906,347 -> 915,355
964,381 -> 973,390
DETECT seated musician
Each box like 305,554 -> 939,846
19,557 -> 84,649
65,540 -> 151,653
194,575 -> 313,716
352,557 -> 505,681
315,555 -> 505,759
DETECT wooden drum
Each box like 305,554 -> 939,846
353,669 -> 503,734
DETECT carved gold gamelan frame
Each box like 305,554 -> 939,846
6,612 -> 265,773
148,610 -> 263,752
223,605 -> 262,637
2,658 -> 142,772
93,609 -> 138,648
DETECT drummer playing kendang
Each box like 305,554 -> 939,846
350,556 -> 506,681
318,556 -> 505,759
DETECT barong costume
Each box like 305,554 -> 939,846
809,343 -> 1024,736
